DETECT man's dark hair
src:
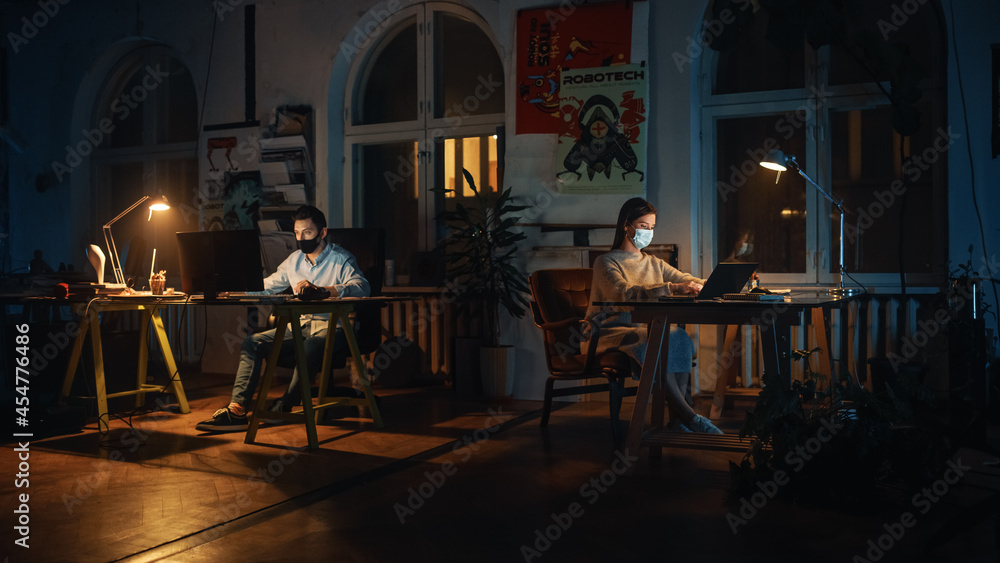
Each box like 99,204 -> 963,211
611,197 -> 657,250
292,205 -> 327,230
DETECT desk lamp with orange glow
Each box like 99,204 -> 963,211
102,195 -> 170,289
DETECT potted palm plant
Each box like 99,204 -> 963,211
435,169 -> 530,397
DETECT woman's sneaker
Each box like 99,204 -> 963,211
195,407 -> 248,432
687,414 -> 724,434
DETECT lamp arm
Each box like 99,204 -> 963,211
104,195 -> 150,228
103,195 -> 151,286
103,225 -> 125,286
797,169 -> 849,290
796,169 -> 845,213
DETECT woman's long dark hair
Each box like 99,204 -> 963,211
611,197 -> 658,250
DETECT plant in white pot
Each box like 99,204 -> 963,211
434,169 -> 530,397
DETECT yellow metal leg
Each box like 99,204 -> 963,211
135,306 -> 151,408
60,312 -> 90,403
316,315 -> 338,424
338,309 -> 383,428
289,316 -> 319,449
246,318 -> 287,444
624,315 -> 668,473
88,313 -> 110,434
150,309 -> 189,413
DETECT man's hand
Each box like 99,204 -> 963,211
294,280 -> 332,301
670,281 -> 704,295
294,280 -> 317,295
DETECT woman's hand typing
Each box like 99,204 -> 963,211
669,281 -> 704,295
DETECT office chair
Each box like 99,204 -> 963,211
529,268 -> 636,444
273,228 -> 386,411
324,227 -> 386,356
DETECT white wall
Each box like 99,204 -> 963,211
3,0 -> 997,400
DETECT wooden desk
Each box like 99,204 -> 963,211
34,293 -> 390,445
57,295 -> 191,433
244,297 -> 391,449
710,301 -> 864,419
594,292 -> 859,468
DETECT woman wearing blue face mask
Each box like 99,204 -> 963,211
585,197 -> 723,434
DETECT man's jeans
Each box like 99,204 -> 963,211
231,320 -> 346,409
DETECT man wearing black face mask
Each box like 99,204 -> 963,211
196,205 -> 370,432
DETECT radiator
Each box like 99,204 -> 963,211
381,289 -> 463,380
695,292 -> 945,394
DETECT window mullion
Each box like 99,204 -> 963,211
806,101 -> 827,285
418,5 -> 432,250
417,6 -> 430,131
810,45 -> 834,286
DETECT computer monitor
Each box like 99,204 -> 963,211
176,229 -> 265,299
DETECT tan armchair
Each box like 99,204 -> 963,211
529,268 -> 636,444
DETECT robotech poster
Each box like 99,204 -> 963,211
555,64 -> 647,194
515,2 -> 633,135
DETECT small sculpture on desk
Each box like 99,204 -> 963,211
86,245 -> 106,284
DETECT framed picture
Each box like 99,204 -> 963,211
198,121 -> 260,230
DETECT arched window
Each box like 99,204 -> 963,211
91,46 -> 198,284
699,0 -> 946,287
344,3 -> 505,282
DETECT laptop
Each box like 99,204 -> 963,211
658,262 -> 758,301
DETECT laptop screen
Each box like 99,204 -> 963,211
696,262 -> 758,299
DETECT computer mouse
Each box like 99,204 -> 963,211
296,285 -> 331,301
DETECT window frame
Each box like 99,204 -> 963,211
698,13 -> 946,289
90,46 -> 198,227
700,98 -> 822,286
343,2 -> 505,253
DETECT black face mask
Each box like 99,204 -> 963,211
297,233 -> 322,254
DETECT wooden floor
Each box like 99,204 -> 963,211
2,373 -> 998,562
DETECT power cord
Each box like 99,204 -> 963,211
949,1 -> 1000,341
842,270 -> 869,296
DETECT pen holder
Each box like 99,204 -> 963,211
150,271 -> 166,295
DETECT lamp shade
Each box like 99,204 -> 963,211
759,149 -> 797,172
148,195 -> 170,211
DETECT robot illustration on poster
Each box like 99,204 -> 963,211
554,64 -> 647,194
557,93 -> 644,183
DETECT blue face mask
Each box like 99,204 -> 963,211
631,228 -> 654,250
